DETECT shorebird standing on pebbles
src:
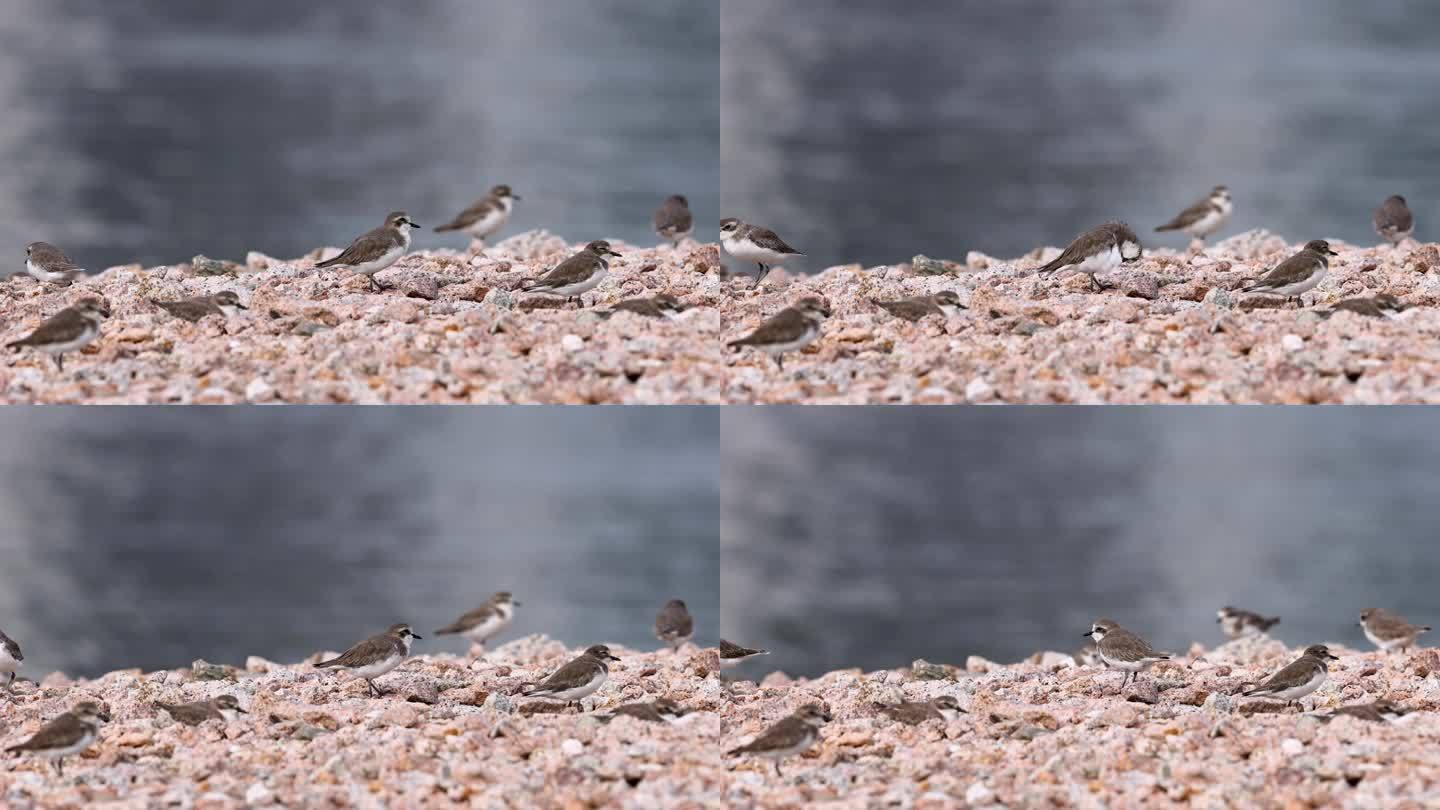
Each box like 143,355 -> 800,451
726,297 -> 831,371
1084,619 -> 1171,691
870,290 -> 966,322
1035,221 -> 1142,291
6,297 -> 110,371
1240,239 -> 1338,304
520,240 -> 622,305
1216,606 -> 1281,639
5,701 -> 109,777
1155,185 -> 1233,247
720,218 -> 804,287
150,291 -> 248,323
521,644 -> 621,709
874,695 -> 964,725
598,697 -> 689,724
1319,293 -> 1407,320
599,293 -> 687,320
1317,699 -> 1410,724
314,623 -> 422,697
654,599 -> 694,653
1241,644 -> 1339,710
653,195 -> 694,249
433,184 -> 520,249
720,640 -> 770,671
24,242 -> 85,285
1359,608 -> 1431,653
434,591 -> 519,658
155,695 -> 247,726
727,703 -> 832,777
0,629 -> 21,692
1373,195 -> 1414,248
315,211 -> 420,292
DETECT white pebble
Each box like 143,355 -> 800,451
245,782 -> 273,805
244,378 -> 274,402
965,782 -> 994,805
1281,334 -> 1305,352
560,738 -> 585,756
965,377 -> 994,403
561,334 -> 585,353
1281,737 -> 1304,755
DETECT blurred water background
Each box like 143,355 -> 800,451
0,407 -> 719,677
722,408 -> 1440,677
722,0 -> 1440,273
0,0 -> 718,272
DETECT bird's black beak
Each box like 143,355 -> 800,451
1215,617 -> 1222,623
1328,652 -> 1340,660
608,653 -> 621,661
608,249 -> 623,258
1327,248 -> 1339,256
412,633 -> 424,640
513,600 -> 523,607
235,302 -> 249,310
513,194 -> 523,201
1082,631 -> 1093,638
236,707 -> 249,714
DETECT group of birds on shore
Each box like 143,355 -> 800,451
2,188 -> 698,371
0,593 -> 757,778
721,188 -> 1421,369
721,605 -> 1433,777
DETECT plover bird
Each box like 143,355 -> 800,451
520,240 -> 621,304
653,195 -> 694,249
6,297 -> 110,371
314,623 -> 422,697
1084,619 -> 1171,691
0,629 -> 21,691
1217,606 -> 1281,639
315,211 -> 420,291
1036,221 -> 1142,291
870,291 -> 966,322
1318,698 -> 1409,724
873,695 -> 964,725
1319,293 -> 1406,320
5,701 -> 109,777
521,644 -> 621,707
1241,239 -> 1338,303
726,297 -> 831,370
1359,608 -> 1431,653
599,293 -> 687,320
1155,185 -> 1233,245
654,599 -> 695,653
150,291 -> 248,323
434,591 -> 519,654
1241,644 -> 1339,709
24,242 -> 85,286
155,694 -> 246,726
1373,195 -> 1414,248
727,703 -> 831,777
719,639 -> 770,670
720,218 -> 804,286
433,184 -> 520,247
598,697 -> 689,724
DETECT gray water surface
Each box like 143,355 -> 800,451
722,0 -> 1440,272
722,408 -> 1440,677
0,0 -> 718,272
0,407 -> 719,677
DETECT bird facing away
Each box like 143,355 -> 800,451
315,211 -> 420,291
1241,239 -> 1338,301
654,599 -> 695,653
1359,608 -> 1431,653
6,297 -> 111,371
720,218 -> 804,286
25,242 -> 85,285
433,185 -> 520,246
0,629 -> 21,690
1155,185 -> 1233,243
1242,644 -> 1339,708
1319,293 -> 1406,320
874,695 -> 964,725
150,291 -> 248,323
314,623 -> 422,697
1036,221 -> 1142,291
434,592 -> 519,653
727,703 -> 832,777
1216,606 -> 1281,639
719,639 -> 771,670
1084,619 -> 1171,691
6,701 -> 110,777
726,297 -> 832,371
521,644 -> 621,707
871,290 -> 966,322
598,697 -> 689,724
520,240 -> 622,303
653,195 -> 694,249
1373,195 -> 1414,247
155,694 -> 246,726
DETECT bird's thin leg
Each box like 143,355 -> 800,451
775,760 -> 783,778
55,354 -> 64,372
366,679 -> 382,698
754,264 -> 770,287
775,354 -> 785,372
56,759 -> 63,778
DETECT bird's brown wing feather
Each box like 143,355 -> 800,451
730,716 -> 810,754
10,308 -> 91,347
653,200 -> 693,236
436,604 -> 499,634
435,198 -> 500,232
317,227 -> 400,267
655,604 -> 694,638
529,253 -> 603,289
1157,198 -> 1215,231
1251,658 -> 1320,692
317,633 -> 400,668
532,656 -> 602,692
1038,227 -> 1112,273
747,227 -> 801,255
7,714 -> 87,751
729,309 -> 810,347
1248,253 -> 1323,289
